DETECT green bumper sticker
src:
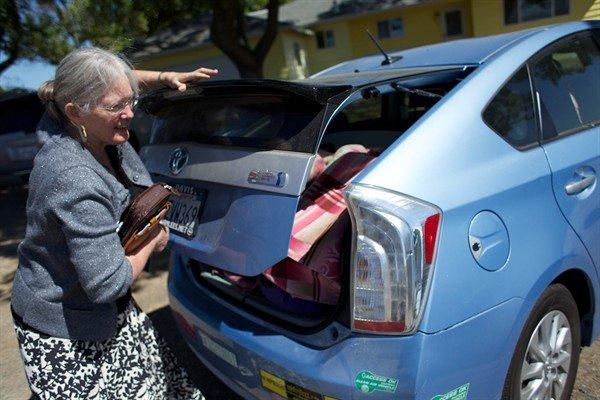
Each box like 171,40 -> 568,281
354,371 -> 398,394
431,383 -> 470,400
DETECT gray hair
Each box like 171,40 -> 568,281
38,46 -> 138,121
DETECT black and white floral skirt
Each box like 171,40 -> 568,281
13,301 -> 204,400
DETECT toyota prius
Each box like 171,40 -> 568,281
139,21 -> 600,400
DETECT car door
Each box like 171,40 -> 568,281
530,31 -> 600,268
0,94 -> 44,176
139,80 -> 350,275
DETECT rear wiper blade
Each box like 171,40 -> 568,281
390,82 -> 443,99
580,121 -> 599,129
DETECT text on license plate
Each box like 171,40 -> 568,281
164,184 -> 206,237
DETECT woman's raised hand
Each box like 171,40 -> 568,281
159,68 -> 219,91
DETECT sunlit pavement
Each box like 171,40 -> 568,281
0,185 -> 598,399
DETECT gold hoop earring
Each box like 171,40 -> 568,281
80,125 -> 88,143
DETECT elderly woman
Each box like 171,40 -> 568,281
11,47 -> 217,399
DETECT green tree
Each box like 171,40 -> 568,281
0,0 -> 22,74
210,0 -> 279,78
1,0 -> 279,78
1,0 -> 84,74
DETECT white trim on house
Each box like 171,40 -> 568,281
132,26 -> 310,62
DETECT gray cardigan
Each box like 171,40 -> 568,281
11,113 -> 153,341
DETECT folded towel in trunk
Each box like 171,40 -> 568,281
219,144 -> 375,311
262,145 -> 375,305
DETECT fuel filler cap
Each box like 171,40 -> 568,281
468,211 -> 510,271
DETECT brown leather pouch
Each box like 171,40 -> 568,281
119,183 -> 179,254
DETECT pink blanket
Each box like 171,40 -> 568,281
263,145 -> 375,304
220,144 -> 375,306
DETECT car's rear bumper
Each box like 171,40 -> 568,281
168,252 -> 523,400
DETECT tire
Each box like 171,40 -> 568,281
502,284 -> 581,400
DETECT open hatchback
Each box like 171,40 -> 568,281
140,67 -> 472,329
141,79 -> 351,276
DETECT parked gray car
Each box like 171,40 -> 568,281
0,92 -> 44,187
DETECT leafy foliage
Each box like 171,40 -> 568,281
1,0 -> 280,77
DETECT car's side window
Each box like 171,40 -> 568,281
531,34 -> 600,140
483,66 -> 537,149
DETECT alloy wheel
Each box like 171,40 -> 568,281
520,310 -> 572,400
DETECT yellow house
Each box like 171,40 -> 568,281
132,0 -> 600,80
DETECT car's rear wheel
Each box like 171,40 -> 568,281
502,284 -> 580,400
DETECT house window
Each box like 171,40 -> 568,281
444,10 -> 463,36
293,43 -> 302,65
316,30 -> 335,49
377,18 -> 404,39
504,0 -> 569,24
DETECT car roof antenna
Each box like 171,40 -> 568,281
366,29 -> 402,66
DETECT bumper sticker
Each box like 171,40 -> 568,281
354,371 -> 398,394
259,369 -> 338,400
431,383 -> 470,400
199,332 -> 238,368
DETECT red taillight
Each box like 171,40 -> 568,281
353,320 -> 406,332
345,184 -> 442,335
424,214 -> 440,265
173,311 -> 197,339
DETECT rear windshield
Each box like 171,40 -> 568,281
320,75 -> 461,152
149,94 -> 323,152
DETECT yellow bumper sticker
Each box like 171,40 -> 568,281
260,369 -> 338,400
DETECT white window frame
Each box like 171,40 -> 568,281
377,17 -> 405,39
442,9 -> 464,37
504,0 -> 570,25
293,42 -> 302,66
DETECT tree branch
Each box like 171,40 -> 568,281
253,0 -> 279,60
210,0 -> 257,71
208,0 -> 282,78
235,0 -> 249,48
0,53 -> 18,75
0,0 -> 23,75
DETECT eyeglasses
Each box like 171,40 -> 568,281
96,96 -> 139,114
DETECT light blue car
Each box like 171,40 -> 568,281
140,21 -> 600,400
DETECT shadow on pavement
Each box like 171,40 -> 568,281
147,305 -> 243,400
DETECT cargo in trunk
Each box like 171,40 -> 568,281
140,68 -> 473,328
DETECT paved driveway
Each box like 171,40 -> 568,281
0,185 -> 598,399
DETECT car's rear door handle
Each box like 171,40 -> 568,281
565,175 -> 596,195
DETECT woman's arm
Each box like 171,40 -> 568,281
134,68 -> 219,92
126,225 -> 169,280
54,167 -> 136,303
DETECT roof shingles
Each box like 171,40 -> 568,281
131,0 -> 426,59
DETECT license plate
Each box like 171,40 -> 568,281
199,332 -> 238,368
164,184 -> 206,237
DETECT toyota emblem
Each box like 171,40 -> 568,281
169,147 -> 188,175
